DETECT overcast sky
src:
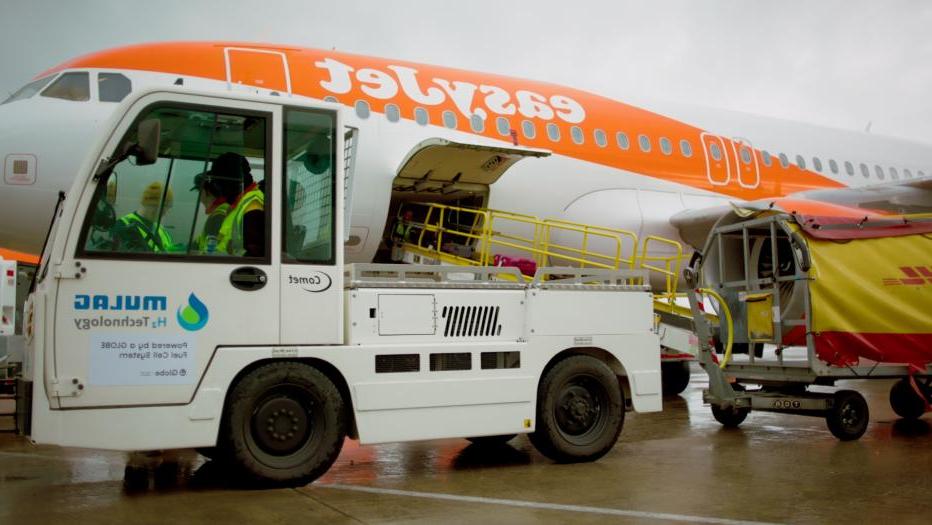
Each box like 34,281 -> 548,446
2,1 -> 931,143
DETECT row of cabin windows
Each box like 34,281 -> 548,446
758,150 -> 925,180
343,97 -> 701,156
341,97 -> 928,181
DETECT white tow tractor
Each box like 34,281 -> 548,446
18,88 -> 661,484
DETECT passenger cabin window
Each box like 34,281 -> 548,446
904,168 -> 913,178
638,134 -> 651,153
385,103 -> 400,122
81,106 -> 269,260
761,150 -> 772,167
496,117 -> 510,136
812,157 -> 823,172
521,120 -> 536,139
889,167 -> 899,180
2,75 -> 56,105
874,165 -> 885,180
41,72 -> 90,101
680,139 -> 693,158
795,155 -> 806,170
546,123 -> 561,142
98,73 -> 132,103
571,126 -> 584,145
779,153 -> 789,169
414,107 -> 429,126
283,109 -> 336,263
470,114 -> 484,133
829,159 -> 839,174
739,146 -> 752,164
594,129 -> 607,147
616,132 -> 630,150
860,163 -> 870,178
845,161 -> 854,175
659,137 -> 672,155
709,143 -> 722,161
442,111 -> 457,129
354,100 -> 370,119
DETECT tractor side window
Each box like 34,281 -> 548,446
282,108 -> 336,264
80,105 -> 269,261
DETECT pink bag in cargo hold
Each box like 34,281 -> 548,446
493,254 -> 537,276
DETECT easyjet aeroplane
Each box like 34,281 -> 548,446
1,41 -> 931,266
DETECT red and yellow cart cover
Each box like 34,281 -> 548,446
805,228 -> 932,369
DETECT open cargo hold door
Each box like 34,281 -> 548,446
392,138 -> 550,199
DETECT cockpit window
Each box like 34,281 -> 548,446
41,72 -> 90,101
99,73 -> 132,102
1,75 -> 56,105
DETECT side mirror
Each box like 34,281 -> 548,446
134,118 -> 161,165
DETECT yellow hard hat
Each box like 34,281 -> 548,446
141,182 -> 173,207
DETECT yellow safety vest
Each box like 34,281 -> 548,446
118,212 -> 174,253
196,202 -> 231,253
217,188 -> 264,255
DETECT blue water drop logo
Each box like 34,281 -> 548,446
176,293 -> 209,331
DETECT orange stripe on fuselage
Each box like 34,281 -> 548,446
47,42 -> 845,201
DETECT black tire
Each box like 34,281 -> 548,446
123,465 -> 149,491
220,362 -> 346,485
529,356 -> 624,463
826,389 -> 869,441
196,447 -> 219,460
889,379 -> 927,420
661,360 -> 691,396
711,404 -> 749,427
466,434 -> 518,446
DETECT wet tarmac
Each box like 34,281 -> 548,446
2,370 -> 932,524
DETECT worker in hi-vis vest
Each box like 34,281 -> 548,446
209,152 -> 265,257
191,169 -> 231,254
113,181 -> 178,253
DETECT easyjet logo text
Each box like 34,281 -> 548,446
315,58 -> 586,124
882,266 -> 932,286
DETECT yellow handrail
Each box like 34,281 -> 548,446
639,235 -> 685,303
395,202 -> 688,299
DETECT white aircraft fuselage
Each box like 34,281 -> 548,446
1,42 -> 931,263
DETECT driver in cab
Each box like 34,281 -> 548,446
112,181 -> 179,253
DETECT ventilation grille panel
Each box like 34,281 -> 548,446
441,305 -> 502,338
430,352 -> 472,371
375,354 -> 420,373
481,351 -> 521,370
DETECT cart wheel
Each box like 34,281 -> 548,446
826,390 -> 869,441
711,404 -> 749,427
889,379 -> 927,420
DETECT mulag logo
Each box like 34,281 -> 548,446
176,293 -> 209,331
882,266 -> 932,286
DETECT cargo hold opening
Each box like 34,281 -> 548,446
376,138 -> 549,262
